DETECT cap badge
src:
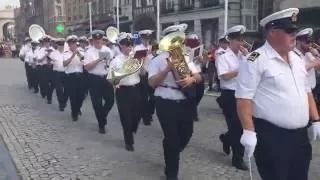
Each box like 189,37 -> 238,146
291,13 -> 297,22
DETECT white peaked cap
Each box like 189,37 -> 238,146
139,29 -> 153,35
227,25 -> 246,35
162,23 -> 188,35
117,32 -> 133,43
260,8 -> 299,28
296,28 -> 313,37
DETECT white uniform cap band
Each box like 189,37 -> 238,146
296,28 -> 313,37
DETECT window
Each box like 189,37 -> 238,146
56,6 -> 62,16
244,15 -> 258,31
180,20 -> 194,33
146,0 -> 153,6
56,0 -> 61,4
243,0 -> 258,9
166,0 -> 174,9
162,23 -> 174,30
136,0 -> 142,7
98,0 -> 104,14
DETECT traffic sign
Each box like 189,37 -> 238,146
56,23 -> 65,33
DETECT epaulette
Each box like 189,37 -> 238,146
64,51 -> 69,53
247,52 -> 260,62
217,51 -> 226,56
293,50 -> 301,58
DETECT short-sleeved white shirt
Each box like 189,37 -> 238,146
216,48 -> 242,90
235,42 -> 310,129
49,49 -> 65,72
63,50 -> 83,74
83,46 -> 112,76
148,52 -> 200,100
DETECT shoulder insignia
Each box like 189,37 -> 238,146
293,50 -> 301,58
217,51 -> 225,56
64,51 -> 69,53
247,52 -> 260,62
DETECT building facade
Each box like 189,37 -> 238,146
47,0 -> 67,37
131,0 -> 260,48
0,8 -> 15,41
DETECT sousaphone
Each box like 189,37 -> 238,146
106,26 -> 119,43
28,24 -> 46,41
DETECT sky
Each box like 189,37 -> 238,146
0,0 -> 20,9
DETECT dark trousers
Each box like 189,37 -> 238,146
207,61 -> 215,89
29,67 -> 37,92
88,74 -> 114,128
25,62 -> 32,88
190,80 -> 205,120
219,89 -> 244,164
155,97 -> 193,178
115,85 -> 142,145
38,65 -> 51,98
254,119 -> 311,180
53,71 -> 67,108
46,66 -> 54,102
35,65 -> 43,93
66,73 -> 85,118
139,74 -> 155,123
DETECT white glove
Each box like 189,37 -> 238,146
240,129 -> 257,158
312,121 -> 320,140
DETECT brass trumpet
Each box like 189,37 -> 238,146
76,50 -> 84,60
242,40 -> 253,52
309,43 -> 320,58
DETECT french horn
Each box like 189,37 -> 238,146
106,26 -> 119,43
111,49 -> 144,86
29,24 -> 46,41
159,31 -> 191,81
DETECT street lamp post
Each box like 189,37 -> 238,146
89,1 -> 93,34
224,0 -> 228,34
157,0 -> 160,41
116,0 -> 120,31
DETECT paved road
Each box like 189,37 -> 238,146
0,57 -> 319,180
0,136 -> 20,180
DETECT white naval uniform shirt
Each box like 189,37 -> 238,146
63,49 -> 84,74
36,46 -> 54,65
294,48 -> 317,89
25,48 -> 37,66
215,47 -> 227,58
235,42 -> 310,129
19,44 -> 31,58
83,46 -> 113,76
216,48 -> 243,90
148,52 -> 200,100
107,53 -> 141,86
49,50 -> 65,72
134,44 -> 153,71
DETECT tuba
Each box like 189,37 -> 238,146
111,49 -> 144,86
29,24 -> 46,41
106,26 -> 119,43
159,31 -> 191,81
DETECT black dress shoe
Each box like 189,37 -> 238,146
166,177 -> 179,180
99,127 -> 106,134
219,134 -> 230,155
47,100 -> 52,104
72,116 -> 78,122
232,161 -> 249,171
143,121 -> 151,126
59,107 -> 64,112
125,144 -> 134,151
78,110 -> 82,116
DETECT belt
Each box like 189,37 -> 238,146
89,74 -> 107,79
159,84 -> 180,90
155,96 -> 187,103
119,83 -> 139,88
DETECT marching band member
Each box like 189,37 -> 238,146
79,36 -> 89,51
237,8 -> 320,180
134,29 -> 154,125
148,24 -> 201,180
25,40 -> 39,93
36,35 -> 54,102
295,28 -> 320,91
63,35 -> 85,121
185,33 -> 205,122
84,30 -> 114,134
107,32 -> 142,151
49,38 -> 67,111
216,25 -> 248,170
19,37 -> 32,88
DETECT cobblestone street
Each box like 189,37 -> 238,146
0,58 -> 319,180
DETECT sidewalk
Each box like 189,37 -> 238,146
0,136 -> 20,180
